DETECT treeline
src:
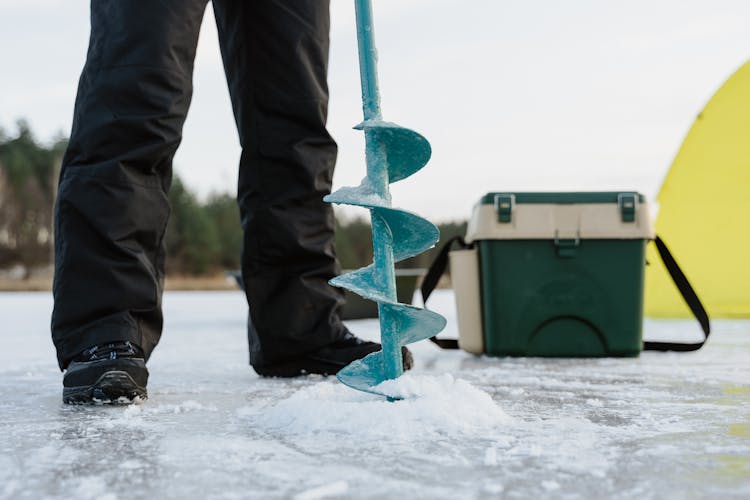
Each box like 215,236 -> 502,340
0,121 -> 66,274
165,194 -> 467,274
165,177 -> 242,275
0,122 -> 465,278
162,187 -> 466,274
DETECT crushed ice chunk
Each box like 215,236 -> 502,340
293,481 -> 349,500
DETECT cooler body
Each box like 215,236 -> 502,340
465,192 -> 653,357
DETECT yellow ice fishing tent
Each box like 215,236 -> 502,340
645,61 -> 750,318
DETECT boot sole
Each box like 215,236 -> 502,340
63,370 -> 147,405
254,357 -> 334,378
255,346 -> 414,378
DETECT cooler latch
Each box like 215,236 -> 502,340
494,193 -> 515,223
554,230 -> 580,258
618,193 -> 637,223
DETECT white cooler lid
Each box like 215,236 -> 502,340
466,192 -> 655,242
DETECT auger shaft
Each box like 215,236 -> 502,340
355,0 -> 388,197
373,214 -> 401,380
354,0 -> 382,121
354,0 -> 403,380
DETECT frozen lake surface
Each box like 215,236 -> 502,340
1,291 -> 749,499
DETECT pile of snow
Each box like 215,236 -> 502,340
293,481 -> 349,500
239,373 -> 509,440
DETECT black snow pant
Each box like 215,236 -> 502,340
52,0 -> 348,371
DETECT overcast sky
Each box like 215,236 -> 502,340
1,0 -> 748,221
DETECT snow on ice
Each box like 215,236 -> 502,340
241,373 -> 509,440
1,290 -> 749,499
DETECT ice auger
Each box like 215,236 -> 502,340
324,0 -> 447,397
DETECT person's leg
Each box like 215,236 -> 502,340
213,0 -> 354,371
52,0 -> 208,378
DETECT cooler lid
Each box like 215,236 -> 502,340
466,191 -> 654,242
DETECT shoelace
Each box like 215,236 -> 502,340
79,341 -> 141,361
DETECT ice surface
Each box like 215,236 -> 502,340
1,290 -> 749,499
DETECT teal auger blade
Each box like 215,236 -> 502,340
379,303 -> 447,346
325,0 -> 447,398
375,207 -> 440,262
336,351 -> 388,396
337,307 -> 445,397
354,121 -> 432,184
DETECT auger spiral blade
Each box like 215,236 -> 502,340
324,0 -> 447,399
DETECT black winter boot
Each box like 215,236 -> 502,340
62,341 -> 148,404
253,332 -> 414,378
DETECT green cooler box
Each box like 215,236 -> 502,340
451,192 -> 654,357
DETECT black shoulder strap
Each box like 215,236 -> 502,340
421,236 -> 469,349
643,236 -> 711,352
